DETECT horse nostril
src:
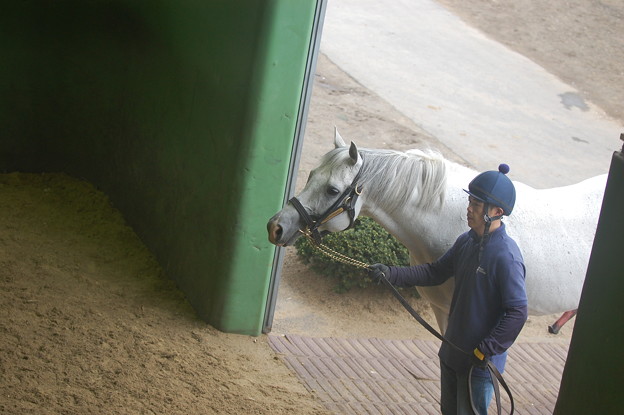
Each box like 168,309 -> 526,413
274,224 -> 283,240
267,221 -> 283,244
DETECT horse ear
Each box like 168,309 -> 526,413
349,141 -> 361,164
334,127 -> 347,148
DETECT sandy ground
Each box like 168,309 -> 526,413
1,1 -> 621,414
0,173 -> 330,415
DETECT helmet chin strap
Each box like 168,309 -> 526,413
479,204 -> 503,261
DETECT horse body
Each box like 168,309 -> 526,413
267,130 -> 606,333
506,177 -> 604,314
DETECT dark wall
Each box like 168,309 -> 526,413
554,146 -> 624,413
0,0 -> 316,334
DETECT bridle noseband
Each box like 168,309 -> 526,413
289,155 -> 364,244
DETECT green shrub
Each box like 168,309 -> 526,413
294,217 -> 411,292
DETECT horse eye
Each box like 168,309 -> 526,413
327,186 -> 340,196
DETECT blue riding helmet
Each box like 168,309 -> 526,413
464,164 -> 516,215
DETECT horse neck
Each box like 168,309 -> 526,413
360,159 -> 473,262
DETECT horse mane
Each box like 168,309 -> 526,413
323,147 -> 447,213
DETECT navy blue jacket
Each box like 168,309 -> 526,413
386,223 -> 528,376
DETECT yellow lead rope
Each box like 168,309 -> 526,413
299,229 -> 371,270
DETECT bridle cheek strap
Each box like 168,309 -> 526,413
289,183 -> 362,245
319,183 -> 362,227
289,153 -> 364,244
289,197 -> 320,243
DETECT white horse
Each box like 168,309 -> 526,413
267,130 -> 606,334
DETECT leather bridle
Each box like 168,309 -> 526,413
289,154 -> 364,245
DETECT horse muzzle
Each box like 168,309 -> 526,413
266,213 -> 306,247
267,217 -> 285,246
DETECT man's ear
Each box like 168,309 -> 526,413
492,206 -> 505,218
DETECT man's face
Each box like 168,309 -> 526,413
467,196 -> 504,234
467,196 -> 486,230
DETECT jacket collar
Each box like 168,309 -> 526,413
469,222 -> 506,242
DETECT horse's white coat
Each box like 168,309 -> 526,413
268,131 -> 606,333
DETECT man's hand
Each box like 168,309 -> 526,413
369,263 -> 390,282
471,348 -> 489,368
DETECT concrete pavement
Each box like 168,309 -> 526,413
320,0 -> 622,188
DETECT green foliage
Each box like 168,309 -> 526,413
294,217 -> 411,292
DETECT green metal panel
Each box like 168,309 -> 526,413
262,1 -> 326,334
0,0 -> 322,335
210,0 -> 321,334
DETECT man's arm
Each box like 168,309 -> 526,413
385,240 -> 457,287
477,304 -> 528,357
386,262 -> 450,287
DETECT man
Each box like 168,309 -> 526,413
371,164 -> 528,415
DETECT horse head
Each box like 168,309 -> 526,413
267,129 -> 365,246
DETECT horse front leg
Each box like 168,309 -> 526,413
548,309 -> 578,334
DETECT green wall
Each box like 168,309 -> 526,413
554,148 -> 624,413
0,0 -> 319,335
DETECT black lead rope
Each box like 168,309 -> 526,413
375,270 -> 514,415
298,228 -> 515,415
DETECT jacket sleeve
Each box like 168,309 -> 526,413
478,304 -> 528,357
386,243 -> 456,288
